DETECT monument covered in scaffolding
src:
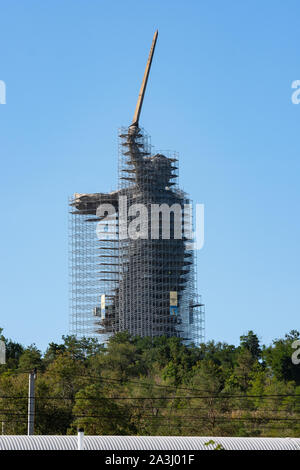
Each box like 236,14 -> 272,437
69,31 -> 204,344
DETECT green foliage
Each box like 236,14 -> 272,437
0,327 -> 300,437
72,383 -> 134,435
204,439 -> 225,450
18,345 -> 42,371
263,330 -> 300,384
4,340 -> 24,369
240,331 -> 261,360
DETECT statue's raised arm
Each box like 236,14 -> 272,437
125,31 -> 159,186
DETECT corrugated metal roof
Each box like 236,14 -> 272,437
0,435 -> 300,450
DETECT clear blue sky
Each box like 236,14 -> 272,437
0,0 -> 299,352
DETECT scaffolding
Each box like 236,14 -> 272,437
69,127 -> 204,344
69,30 -> 204,345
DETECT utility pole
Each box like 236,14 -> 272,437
27,368 -> 37,436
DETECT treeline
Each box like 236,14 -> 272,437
0,328 -> 300,437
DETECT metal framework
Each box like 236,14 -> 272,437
69,31 -> 204,344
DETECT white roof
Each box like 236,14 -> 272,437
0,435 -> 300,451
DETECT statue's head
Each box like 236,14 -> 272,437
144,154 -> 173,189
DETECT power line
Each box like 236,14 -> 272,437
7,368 -> 213,395
1,394 -> 300,400
2,410 -> 300,423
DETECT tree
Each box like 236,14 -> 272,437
89,335 -> 146,382
43,342 -> 66,367
0,329 -> 300,437
240,331 -> 261,360
72,383 -> 133,435
18,344 -> 42,371
262,330 -> 300,385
